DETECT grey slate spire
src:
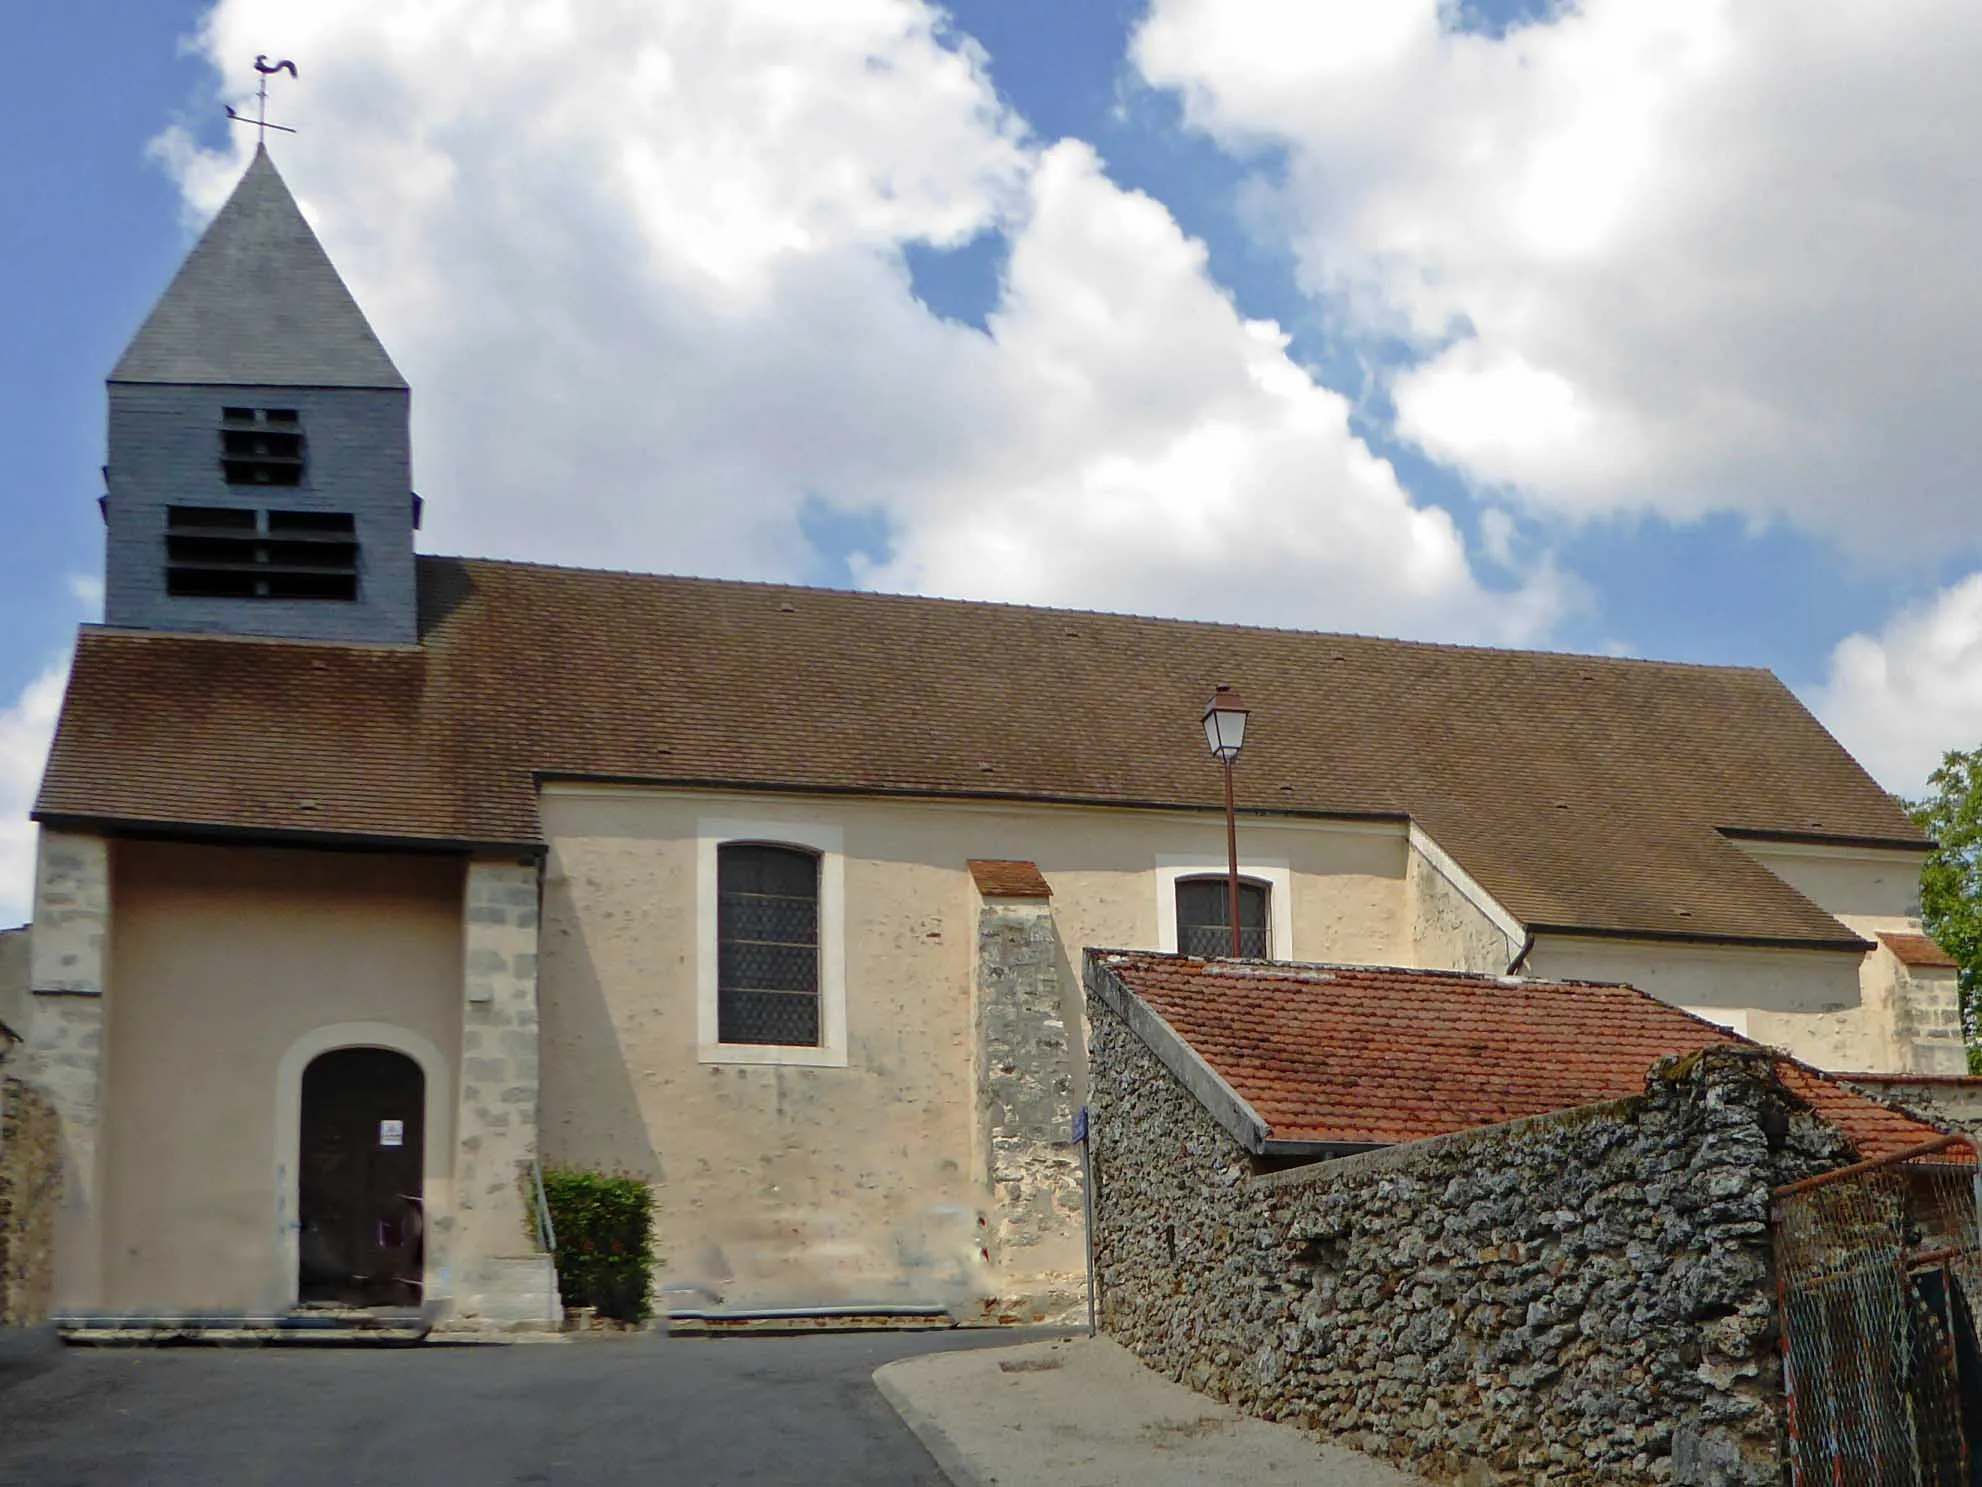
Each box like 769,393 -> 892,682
111,145 -> 406,389
102,145 -> 420,645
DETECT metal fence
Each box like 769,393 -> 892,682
1773,1136 -> 1982,1486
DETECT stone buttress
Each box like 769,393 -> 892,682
19,832 -> 111,1312
449,858 -> 560,1328
969,860 -> 1085,1322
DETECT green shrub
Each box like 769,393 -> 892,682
540,1169 -> 655,1323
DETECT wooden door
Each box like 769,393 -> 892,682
298,1047 -> 425,1307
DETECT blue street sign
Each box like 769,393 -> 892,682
1072,1106 -> 1089,1144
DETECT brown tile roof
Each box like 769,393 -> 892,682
967,859 -> 1052,899
38,556 -> 1923,945
1090,950 -> 1963,1163
1880,931 -> 1960,969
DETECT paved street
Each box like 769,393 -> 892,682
0,1330 -> 1041,1487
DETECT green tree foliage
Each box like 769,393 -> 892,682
1909,747 -> 1982,1071
540,1168 -> 656,1323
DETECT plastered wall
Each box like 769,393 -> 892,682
1523,935 -> 1875,1070
1733,841 -> 1958,1073
535,787 -> 1410,1310
101,842 -> 462,1312
1404,836 -> 1520,974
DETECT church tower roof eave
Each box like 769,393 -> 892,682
110,145 -> 408,391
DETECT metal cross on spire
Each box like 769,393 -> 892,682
225,55 -> 299,144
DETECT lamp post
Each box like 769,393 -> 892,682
1201,685 -> 1251,957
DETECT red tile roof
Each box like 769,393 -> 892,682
37,557 -> 1922,946
1880,931 -> 1960,969
968,859 -> 1052,899
1091,951 -> 1964,1163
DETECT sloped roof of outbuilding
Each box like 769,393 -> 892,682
1087,950 -> 1965,1163
37,555 -> 1923,948
1880,931 -> 1960,969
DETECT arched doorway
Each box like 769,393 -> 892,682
297,1047 -> 426,1307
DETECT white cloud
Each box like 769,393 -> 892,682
858,142 -> 1566,639
66,574 -> 104,620
1134,0 -> 1982,553
150,0 -> 1558,643
0,657 -> 68,928
1815,574 -> 1982,798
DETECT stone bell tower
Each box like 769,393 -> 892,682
102,145 -> 419,644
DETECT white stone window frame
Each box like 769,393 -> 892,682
697,817 -> 848,1068
1155,853 -> 1295,960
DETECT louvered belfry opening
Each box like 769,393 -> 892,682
1176,876 -> 1270,958
717,843 -> 822,1046
220,406 -> 305,486
164,504 -> 359,601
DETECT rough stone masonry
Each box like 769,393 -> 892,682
450,858 -> 560,1329
974,894 -> 1085,1321
0,1077 -> 59,1326
1088,994 -> 1854,1486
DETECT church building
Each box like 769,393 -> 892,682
14,147 -> 1962,1330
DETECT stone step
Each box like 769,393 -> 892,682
56,1307 -> 433,1345
667,1304 -> 956,1337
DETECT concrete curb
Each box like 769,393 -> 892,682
873,1363 -> 991,1487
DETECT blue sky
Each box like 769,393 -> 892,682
7,0 -> 1982,918
0,0 -> 1919,681
3,3 -> 214,673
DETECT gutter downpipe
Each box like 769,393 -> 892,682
1505,931 -> 1536,976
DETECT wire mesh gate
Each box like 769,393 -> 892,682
1773,1135 -> 1982,1486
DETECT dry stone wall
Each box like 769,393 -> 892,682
0,926 -> 29,1048
0,1077 -> 59,1326
1089,996 -> 1852,1486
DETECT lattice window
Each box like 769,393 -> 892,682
717,843 -> 821,1046
164,506 -> 358,601
1175,875 -> 1270,958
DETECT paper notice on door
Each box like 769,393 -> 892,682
379,1118 -> 404,1148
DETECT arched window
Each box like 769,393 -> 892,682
1174,875 -> 1270,958
717,842 -> 822,1046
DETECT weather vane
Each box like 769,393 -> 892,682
225,55 -> 299,143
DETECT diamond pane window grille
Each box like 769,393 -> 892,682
717,843 -> 821,1046
1176,876 -> 1269,959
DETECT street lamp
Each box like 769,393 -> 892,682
1201,685 -> 1251,957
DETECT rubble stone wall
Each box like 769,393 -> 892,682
1089,995 -> 1851,1486
0,926 -> 29,1050
0,1077 -> 60,1326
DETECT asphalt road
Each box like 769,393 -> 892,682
0,1329 -> 1045,1487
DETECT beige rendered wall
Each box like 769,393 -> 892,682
1844,1076 -> 1982,1135
536,786 -> 1407,1310
1522,934 -> 1874,1069
102,842 -> 462,1313
1404,829 -> 1522,974
1731,841 -> 1924,923
1734,840 -> 1958,1073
